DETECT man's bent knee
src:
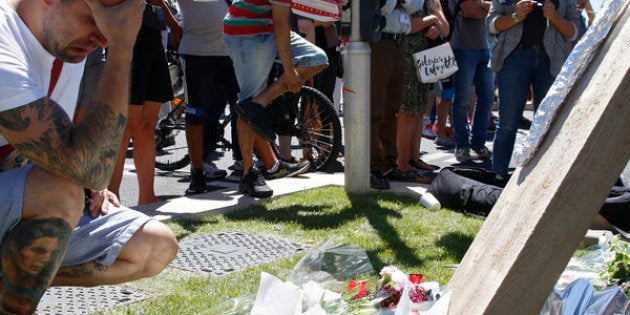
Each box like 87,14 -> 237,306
23,166 -> 85,225
128,220 -> 178,278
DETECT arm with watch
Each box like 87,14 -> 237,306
489,0 -> 575,38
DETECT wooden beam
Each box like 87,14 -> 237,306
446,8 -> 630,315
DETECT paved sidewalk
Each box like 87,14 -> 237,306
127,109 -> 535,219
133,171 -> 434,222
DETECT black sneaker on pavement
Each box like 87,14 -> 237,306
370,171 -> 390,190
264,160 -> 310,180
234,98 -> 276,141
186,168 -> 208,195
239,167 -> 273,198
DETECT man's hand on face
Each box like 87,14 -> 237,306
84,0 -> 145,49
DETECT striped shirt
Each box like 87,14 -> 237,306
223,0 -> 292,36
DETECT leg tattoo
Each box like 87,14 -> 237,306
0,218 -> 72,314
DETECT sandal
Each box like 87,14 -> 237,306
409,159 -> 440,171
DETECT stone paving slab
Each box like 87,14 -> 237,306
170,230 -> 307,276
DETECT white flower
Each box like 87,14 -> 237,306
379,266 -> 409,286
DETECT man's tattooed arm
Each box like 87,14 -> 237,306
0,98 -> 125,189
0,47 -> 132,189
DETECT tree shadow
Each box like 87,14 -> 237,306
224,191 -> 424,268
432,231 -> 476,262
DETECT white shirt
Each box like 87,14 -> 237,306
381,0 -> 424,35
0,2 -> 85,146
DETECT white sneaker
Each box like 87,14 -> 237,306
203,161 -> 227,180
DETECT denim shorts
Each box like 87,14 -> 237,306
0,163 -> 151,268
224,31 -> 328,102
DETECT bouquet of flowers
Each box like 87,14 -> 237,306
374,266 -> 429,308
205,239 -> 442,315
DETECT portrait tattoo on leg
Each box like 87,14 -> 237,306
0,218 -> 72,314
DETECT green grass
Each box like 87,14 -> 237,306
100,186 -> 483,314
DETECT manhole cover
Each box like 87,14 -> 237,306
36,285 -> 149,315
170,230 -> 306,276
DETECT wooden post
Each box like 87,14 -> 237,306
446,8 -> 630,315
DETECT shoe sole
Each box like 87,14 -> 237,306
239,186 -> 273,198
205,172 -> 228,180
185,187 -> 208,195
266,163 -> 310,180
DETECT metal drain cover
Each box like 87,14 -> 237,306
36,285 -> 149,315
170,230 -> 305,276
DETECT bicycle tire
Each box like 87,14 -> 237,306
270,86 -> 342,172
154,105 -> 190,171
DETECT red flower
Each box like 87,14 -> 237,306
347,280 -> 369,299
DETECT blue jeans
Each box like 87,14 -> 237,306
451,49 -> 494,150
224,31 -> 328,102
492,48 -> 554,175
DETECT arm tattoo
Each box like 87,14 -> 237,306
56,262 -> 109,279
0,218 -> 72,314
0,97 -> 126,188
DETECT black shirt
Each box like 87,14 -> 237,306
519,0 -> 559,48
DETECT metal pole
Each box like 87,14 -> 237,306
343,1 -> 371,194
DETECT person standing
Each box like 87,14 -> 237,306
223,0 -> 328,198
487,0 -> 579,178
175,0 -> 233,194
109,0 -> 182,205
369,0 -> 440,189
397,0 -> 448,179
450,0 -> 495,161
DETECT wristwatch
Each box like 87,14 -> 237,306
511,12 -> 521,23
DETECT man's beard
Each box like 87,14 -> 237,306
41,18 -> 87,63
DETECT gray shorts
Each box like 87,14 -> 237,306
0,163 -> 151,267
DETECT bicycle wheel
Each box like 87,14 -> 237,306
154,103 -> 190,171
270,86 -> 341,172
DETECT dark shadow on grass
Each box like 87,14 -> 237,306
432,231 -> 476,262
224,191 -> 424,268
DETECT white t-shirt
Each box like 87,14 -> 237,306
0,2 -> 85,146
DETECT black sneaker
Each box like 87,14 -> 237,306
264,160 -> 310,180
370,171 -> 390,190
186,168 -> 208,195
234,99 -> 276,141
239,167 -> 273,198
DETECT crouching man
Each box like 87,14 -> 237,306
0,0 -> 178,313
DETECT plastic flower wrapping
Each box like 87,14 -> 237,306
204,238 -> 443,315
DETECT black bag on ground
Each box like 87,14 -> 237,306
429,166 -> 630,232
427,167 -> 508,216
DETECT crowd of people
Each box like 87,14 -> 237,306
46,0 -> 591,197
367,0 -> 583,189
0,0 -> 596,311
